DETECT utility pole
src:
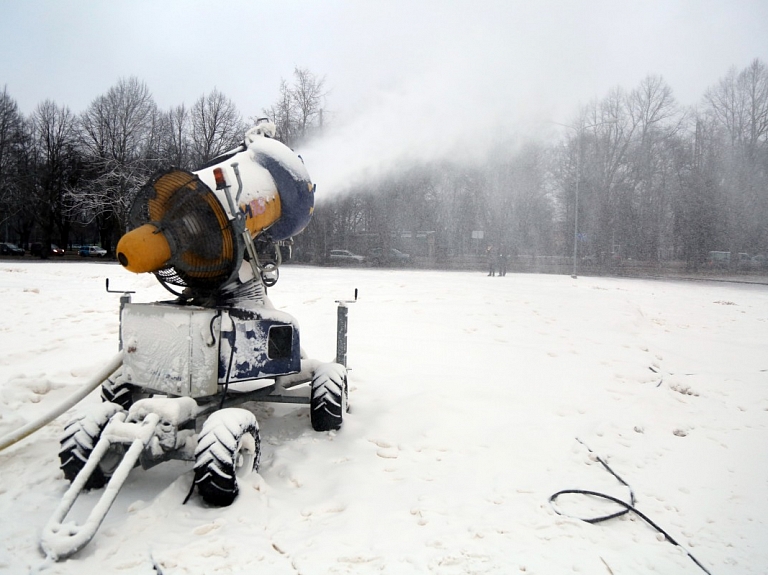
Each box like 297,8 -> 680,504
572,143 -> 580,279
552,121 -> 584,279
552,119 -> 614,279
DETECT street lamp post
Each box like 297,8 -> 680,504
571,148 -> 580,279
555,123 -> 583,279
553,118 -> 617,279
552,120 -> 589,280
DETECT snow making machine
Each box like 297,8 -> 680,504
40,121 -> 353,560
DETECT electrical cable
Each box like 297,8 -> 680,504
219,315 -> 237,411
208,310 -> 222,347
549,439 -> 713,575
182,475 -> 196,505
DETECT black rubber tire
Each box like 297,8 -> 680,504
100,369 -> 136,411
101,382 -> 136,411
310,363 -> 348,432
193,408 -> 260,507
58,402 -> 124,490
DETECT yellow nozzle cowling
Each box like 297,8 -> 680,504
116,223 -> 172,273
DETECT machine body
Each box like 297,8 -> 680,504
41,124 -> 352,561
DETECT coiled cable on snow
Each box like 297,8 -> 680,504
549,438 -> 713,575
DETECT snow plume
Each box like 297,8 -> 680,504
298,57 -> 552,197
292,0 -> 768,198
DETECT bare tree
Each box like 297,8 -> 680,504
292,67 -> 326,141
156,104 -> 192,169
627,75 -> 683,261
0,89 -> 38,246
705,62 -> 767,149
0,86 -> 26,241
704,58 -> 768,257
0,87 -> 23,188
74,76 -> 157,250
189,89 -> 245,167
554,92 -> 635,262
263,79 -> 299,146
487,142 -> 555,257
262,67 -> 326,147
672,113 -> 724,268
29,100 -> 79,252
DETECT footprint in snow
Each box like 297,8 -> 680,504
369,438 -> 400,459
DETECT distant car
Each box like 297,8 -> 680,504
751,254 -> 767,270
30,243 -> 65,257
329,249 -> 365,264
0,242 -> 24,256
707,251 -> 730,269
737,252 -> 752,270
79,245 -> 107,257
369,247 -> 411,266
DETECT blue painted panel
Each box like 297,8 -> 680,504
219,314 -> 301,382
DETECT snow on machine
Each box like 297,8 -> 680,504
40,121 -> 353,561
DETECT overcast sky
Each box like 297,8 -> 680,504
1,0 -> 767,191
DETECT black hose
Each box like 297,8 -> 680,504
219,317 -> 237,411
182,476 -> 196,505
550,439 -> 713,575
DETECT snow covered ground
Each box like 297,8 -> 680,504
0,261 -> 766,574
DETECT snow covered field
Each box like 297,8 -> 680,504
0,261 -> 766,574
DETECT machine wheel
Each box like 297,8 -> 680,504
310,363 -> 348,432
59,402 -> 125,490
193,408 -> 260,507
100,368 -> 136,411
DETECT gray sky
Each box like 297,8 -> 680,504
2,0 -> 767,191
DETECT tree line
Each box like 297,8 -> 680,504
0,67 -> 325,254
306,58 -> 767,272
1,60 -> 766,272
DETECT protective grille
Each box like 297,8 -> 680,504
128,168 -> 238,291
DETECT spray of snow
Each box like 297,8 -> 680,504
298,58 -> 553,196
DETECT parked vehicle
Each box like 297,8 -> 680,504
369,247 -> 410,266
737,252 -> 752,270
707,251 -> 730,269
329,249 -> 365,264
78,245 -> 107,257
0,242 -> 24,256
31,243 -> 65,257
704,251 -> 768,271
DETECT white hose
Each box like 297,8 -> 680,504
0,352 -> 124,453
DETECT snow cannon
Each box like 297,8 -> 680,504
116,122 -> 315,295
40,122 -> 354,562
